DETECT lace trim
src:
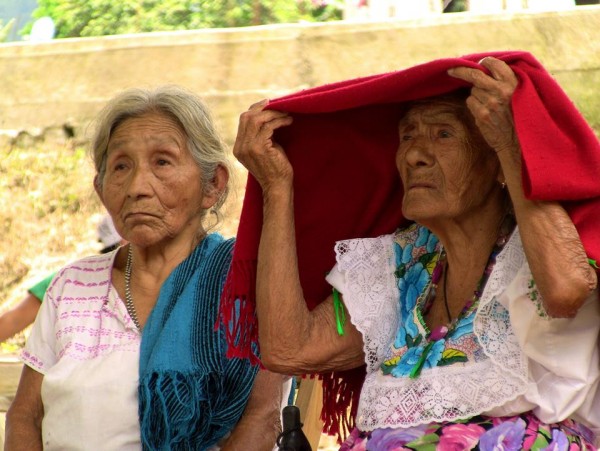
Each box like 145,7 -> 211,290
334,226 -> 530,429
473,229 -> 529,383
356,359 -> 525,429
335,235 -> 397,372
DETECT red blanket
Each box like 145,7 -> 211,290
220,50 -> 600,438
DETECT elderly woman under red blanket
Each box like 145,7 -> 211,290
229,55 -> 600,450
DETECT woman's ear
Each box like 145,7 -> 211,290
202,165 -> 229,210
94,175 -> 105,204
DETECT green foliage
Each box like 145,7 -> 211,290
25,0 -> 343,39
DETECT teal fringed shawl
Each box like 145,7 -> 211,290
139,234 -> 258,450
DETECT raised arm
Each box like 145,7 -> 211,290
233,101 -> 364,374
448,57 -> 597,317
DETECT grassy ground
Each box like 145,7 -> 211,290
0,142 -> 100,350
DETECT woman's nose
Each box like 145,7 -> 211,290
402,136 -> 434,167
126,165 -> 153,198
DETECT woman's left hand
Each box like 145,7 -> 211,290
451,57 -> 598,317
447,57 -> 519,154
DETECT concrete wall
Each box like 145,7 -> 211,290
1,6 -> 599,146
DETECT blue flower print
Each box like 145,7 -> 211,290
415,227 -> 429,247
394,262 -> 429,348
401,243 -> 414,265
479,419 -> 526,451
423,339 -> 445,370
449,311 -> 475,340
390,339 -> 444,377
415,226 -> 439,254
395,244 -> 403,268
426,233 -> 438,254
391,346 -> 423,377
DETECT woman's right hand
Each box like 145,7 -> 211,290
233,100 -> 294,194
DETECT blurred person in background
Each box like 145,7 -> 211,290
0,214 -> 125,343
6,86 -> 285,450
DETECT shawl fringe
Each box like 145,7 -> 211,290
140,236 -> 255,449
139,371 -> 223,450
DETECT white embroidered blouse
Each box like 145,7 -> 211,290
21,250 -> 290,451
325,225 -> 600,442
21,251 -> 142,450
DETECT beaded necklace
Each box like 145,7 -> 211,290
124,245 -> 142,331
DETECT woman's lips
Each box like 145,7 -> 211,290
408,182 -> 434,190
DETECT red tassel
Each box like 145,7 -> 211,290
217,259 -> 262,366
319,366 -> 366,444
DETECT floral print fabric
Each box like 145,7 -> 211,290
381,224 -> 486,378
341,224 -> 596,449
339,413 -> 596,451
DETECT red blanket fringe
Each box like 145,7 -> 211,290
218,258 -> 262,366
319,366 -> 366,443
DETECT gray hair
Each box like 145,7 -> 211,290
90,85 -> 233,227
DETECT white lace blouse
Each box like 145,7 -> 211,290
325,225 -> 600,442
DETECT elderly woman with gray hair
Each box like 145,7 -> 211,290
6,86 -> 285,450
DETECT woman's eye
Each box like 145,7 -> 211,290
113,163 -> 127,171
439,130 -> 452,138
157,159 -> 170,166
401,134 -> 413,141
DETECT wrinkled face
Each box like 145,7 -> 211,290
98,112 -> 214,248
396,102 -> 499,225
